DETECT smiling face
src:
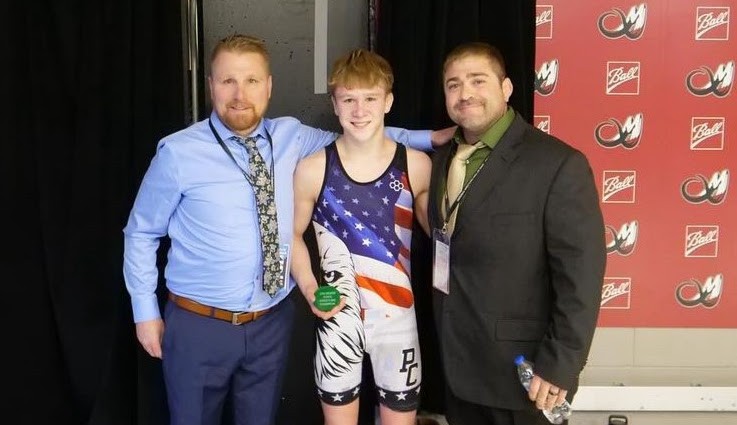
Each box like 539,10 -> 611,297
443,54 -> 513,141
331,84 -> 393,142
327,49 -> 395,143
208,50 -> 272,137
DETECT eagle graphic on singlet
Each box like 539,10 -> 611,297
312,142 -> 416,385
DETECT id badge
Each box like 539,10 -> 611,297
279,243 -> 291,289
432,228 -> 450,294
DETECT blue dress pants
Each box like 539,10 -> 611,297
162,293 -> 296,425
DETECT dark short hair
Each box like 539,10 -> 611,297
443,42 -> 507,80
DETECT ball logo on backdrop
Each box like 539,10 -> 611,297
602,170 -> 637,203
601,277 -> 631,309
686,60 -> 734,97
597,3 -> 648,40
534,115 -> 551,134
606,220 -> 638,256
536,5 -> 554,39
680,169 -> 730,205
595,113 -> 643,149
606,61 -> 640,95
675,274 -> 723,308
533,2 -> 734,326
534,59 -> 559,95
684,225 -> 719,258
695,7 -> 730,40
690,117 -> 725,150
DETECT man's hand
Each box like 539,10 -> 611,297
528,374 -> 568,411
136,319 -> 165,359
309,296 -> 347,321
431,125 -> 458,147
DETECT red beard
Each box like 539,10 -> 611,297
221,104 -> 262,135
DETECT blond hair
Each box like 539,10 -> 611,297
210,34 -> 270,72
328,49 -> 394,94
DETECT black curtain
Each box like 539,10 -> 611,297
4,1 -> 184,424
377,0 -> 536,128
375,0 -> 536,416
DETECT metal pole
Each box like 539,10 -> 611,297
187,0 -> 200,123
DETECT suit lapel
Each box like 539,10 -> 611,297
429,143 -> 453,229
454,116 -> 528,231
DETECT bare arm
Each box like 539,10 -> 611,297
292,152 -> 346,319
406,148 -> 432,236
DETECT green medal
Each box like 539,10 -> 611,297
313,286 -> 341,312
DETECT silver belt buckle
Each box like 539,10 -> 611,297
231,311 -> 246,325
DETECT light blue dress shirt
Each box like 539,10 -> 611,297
123,112 -> 431,322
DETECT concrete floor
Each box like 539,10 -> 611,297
416,413 -> 449,425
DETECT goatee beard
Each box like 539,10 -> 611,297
223,111 -> 262,136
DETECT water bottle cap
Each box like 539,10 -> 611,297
514,355 -> 525,365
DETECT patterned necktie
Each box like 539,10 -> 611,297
237,136 -> 283,297
444,142 -> 482,234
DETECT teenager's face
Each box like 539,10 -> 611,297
209,51 -> 272,136
331,84 -> 393,142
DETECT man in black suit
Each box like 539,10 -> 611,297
428,42 -> 606,425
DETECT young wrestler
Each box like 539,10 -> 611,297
291,49 -> 431,425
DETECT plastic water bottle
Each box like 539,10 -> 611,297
514,355 -> 572,424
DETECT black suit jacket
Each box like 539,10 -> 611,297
429,114 -> 606,410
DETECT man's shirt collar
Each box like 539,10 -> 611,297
451,107 -> 515,149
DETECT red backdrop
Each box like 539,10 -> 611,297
534,1 -> 735,327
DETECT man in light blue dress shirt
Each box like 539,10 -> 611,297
123,34 -> 451,425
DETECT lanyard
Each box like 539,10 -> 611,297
442,147 -> 492,233
208,119 -> 275,187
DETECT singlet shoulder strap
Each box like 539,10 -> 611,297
394,143 -> 408,172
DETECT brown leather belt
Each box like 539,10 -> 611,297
168,293 -> 270,325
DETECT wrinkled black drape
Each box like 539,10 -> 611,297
4,1 -> 184,424
377,0 -> 536,128
375,0 -> 536,416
